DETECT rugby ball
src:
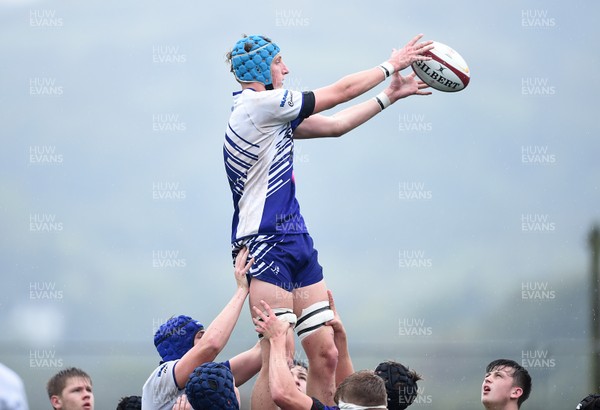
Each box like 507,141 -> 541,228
411,41 -> 470,92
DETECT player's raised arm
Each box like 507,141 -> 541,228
325,290 -> 354,387
253,300 -> 315,410
310,33 -> 433,115
228,340 -> 262,387
173,248 -> 253,388
294,68 -> 431,140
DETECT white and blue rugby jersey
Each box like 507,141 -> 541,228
141,360 -> 231,410
223,88 -> 315,242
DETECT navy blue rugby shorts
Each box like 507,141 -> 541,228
232,233 -> 323,292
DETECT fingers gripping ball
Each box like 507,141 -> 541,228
186,362 -> 239,410
231,35 -> 281,88
411,40 -> 470,92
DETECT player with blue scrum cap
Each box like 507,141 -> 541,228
185,362 -> 240,410
141,248 -> 261,410
230,35 -> 281,90
223,33 -> 433,408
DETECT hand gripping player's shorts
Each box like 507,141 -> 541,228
234,233 -> 334,341
232,233 -> 323,292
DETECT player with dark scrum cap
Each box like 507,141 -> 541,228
576,393 -> 600,410
374,361 -> 422,410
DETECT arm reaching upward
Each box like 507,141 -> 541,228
309,34 -> 433,115
174,248 -> 254,388
253,300 -> 315,410
325,290 -> 353,387
295,70 -> 430,140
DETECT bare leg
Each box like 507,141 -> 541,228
294,280 -> 338,406
250,279 -> 294,410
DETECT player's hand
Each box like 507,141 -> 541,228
252,300 -> 291,340
325,290 -> 345,337
386,71 -> 431,103
234,246 -> 253,292
389,34 -> 433,71
172,394 -> 192,410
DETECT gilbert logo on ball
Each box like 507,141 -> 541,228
411,41 -> 470,92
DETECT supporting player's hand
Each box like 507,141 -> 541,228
389,33 -> 433,71
234,246 -> 254,292
325,290 -> 345,337
252,300 -> 291,340
172,394 -> 192,410
325,290 -> 354,385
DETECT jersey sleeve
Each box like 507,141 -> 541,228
141,361 -> 181,410
300,91 -> 315,118
311,397 -> 339,410
250,89 -> 311,128
291,91 -> 315,130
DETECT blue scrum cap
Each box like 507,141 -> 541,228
186,362 -> 239,410
230,35 -> 280,89
153,315 -> 204,363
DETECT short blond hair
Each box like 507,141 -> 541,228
334,370 -> 387,407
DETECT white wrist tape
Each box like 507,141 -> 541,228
378,61 -> 395,78
374,92 -> 391,111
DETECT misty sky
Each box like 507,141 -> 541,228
1,1 -> 599,409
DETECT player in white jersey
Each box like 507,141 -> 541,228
0,362 -> 29,410
224,33 -> 433,408
141,248 -> 260,410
